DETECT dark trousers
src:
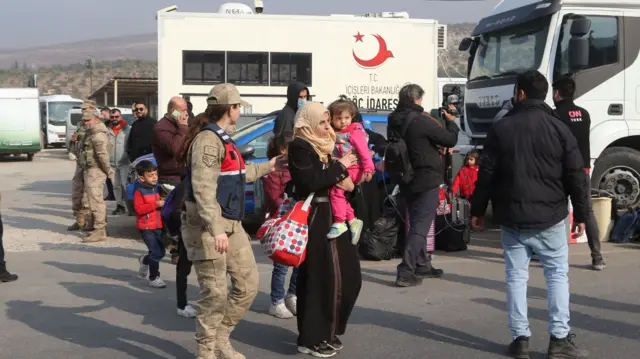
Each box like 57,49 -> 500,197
0,214 -> 5,266
105,178 -> 115,198
583,173 -> 603,261
397,187 -> 438,277
176,236 -> 192,309
141,229 -> 165,280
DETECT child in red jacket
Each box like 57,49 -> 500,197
133,160 -> 166,289
452,150 -> 480,200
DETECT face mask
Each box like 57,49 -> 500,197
297,98 -> 307,109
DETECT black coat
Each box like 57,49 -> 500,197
127,116 -> 157,162
387,103 -> 459,193
554,99 -> 591,169
273,82 -> 310,135
471,99 -> 588,229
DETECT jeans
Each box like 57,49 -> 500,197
141,229 -> 166,280
270,262 -> 298,304
0,213 -> 5,266
113,165 -> 129,207
501,220 -> 570,339
176,235 -> 193,309
582,173 -> 602,261
397,187 -> 438,277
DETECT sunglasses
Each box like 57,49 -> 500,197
110,115 -> 121,119
135,107 -> 145,112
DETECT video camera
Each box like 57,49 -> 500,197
440,88 -> 463,117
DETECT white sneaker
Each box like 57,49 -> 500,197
285,294 -> 297,316
138,255 -> 149,279
177,304 -> 197,318
149,277 -> 166,288
268,302 -> 294,319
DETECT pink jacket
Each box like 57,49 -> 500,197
333,122 -> 375,175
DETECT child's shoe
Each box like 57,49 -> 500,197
348,219 -> 364,245
149,277 -> 166,288
327,223 -> 348,239
177,304 -> 197,318
138,255 -> 149,279
269,302 -> 294,319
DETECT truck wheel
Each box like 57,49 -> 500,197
27,153 -> 34,161
591,147 -> 640,208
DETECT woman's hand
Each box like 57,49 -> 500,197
338,149 -> 358,169
214,233 -> 229,253
269,155 -> 288,172
336,177 -> 355,192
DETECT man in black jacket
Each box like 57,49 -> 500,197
388,84 -> 459,287
272,82 -> 310,135
471,71 -> 588,359
127,102 -> 157,162
552,76 -> 605,271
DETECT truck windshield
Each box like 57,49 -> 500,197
48,102 -> 80,126
469,16 -> 551,81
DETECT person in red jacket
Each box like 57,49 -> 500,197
262,133 -> 300,319
452,150 -> 480,200
133,160 -> 167,289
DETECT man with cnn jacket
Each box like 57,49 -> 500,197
471,71 -> 589,359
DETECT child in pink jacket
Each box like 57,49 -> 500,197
327,99 -> 375,244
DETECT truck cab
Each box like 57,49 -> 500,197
460,0 -> 640,208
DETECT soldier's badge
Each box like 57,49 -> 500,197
202,155 -> 215,167
204,145 -> 216,156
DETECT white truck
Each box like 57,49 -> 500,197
39,94 -> 83,148
156,4 -> 446,114
459,0 -> 640,207
0,88 -> 41,161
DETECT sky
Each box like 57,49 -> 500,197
0,0 -> 498,49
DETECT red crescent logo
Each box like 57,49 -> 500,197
352,33 -> 394,69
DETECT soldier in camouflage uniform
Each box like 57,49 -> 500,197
68,101 -> 95,231
81,109 -> 113,243
181,84 -> 282,359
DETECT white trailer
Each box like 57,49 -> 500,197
459,0 -> 640,208
156,5 -> 446,115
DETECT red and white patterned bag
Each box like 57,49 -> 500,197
257,192 -> 314,267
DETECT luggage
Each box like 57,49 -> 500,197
359,188 -> 401,261
435,196 -> 471,252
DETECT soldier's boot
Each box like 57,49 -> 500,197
67,222 -> 85,231
196,341 -> 216,359
215,326 -> 245,359
0,263 -> 18,283
83,215 -> 95,232
83,228 -> 107,243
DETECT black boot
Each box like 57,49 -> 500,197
396,274 -> 423,287
548,334 -> 588,359
0,263 -> 18,283
507,336 -> 529,359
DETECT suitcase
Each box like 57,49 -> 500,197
435,197 -> 471,252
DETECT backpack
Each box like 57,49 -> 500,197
161,181 -> 186,237
610,208 -> 640,243
385,112 -> 419,185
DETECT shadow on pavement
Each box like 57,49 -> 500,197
59,282 -> 195,332
40,243 -> 146,259
1,214 -> 76,236
18,179 -> 71,195
5,300 -> 193,358
472,297 -> 640,341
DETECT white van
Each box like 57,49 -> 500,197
0,88 -> 41,161
66,107 -> 134,153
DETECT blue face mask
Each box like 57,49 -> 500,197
297,98 -> 307,108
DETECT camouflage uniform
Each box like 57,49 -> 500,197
69,101 -> 95,231
81,111 -> 112,243
181,84 -> 270,359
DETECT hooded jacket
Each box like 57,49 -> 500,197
471,99 -> 588,229
387,103 -> 459,193
272,82 -> 310,135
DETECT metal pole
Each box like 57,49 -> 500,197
114,80 -> 118,107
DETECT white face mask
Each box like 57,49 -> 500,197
297,98 -> 307,108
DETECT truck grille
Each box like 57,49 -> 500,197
465,103 -> 501,136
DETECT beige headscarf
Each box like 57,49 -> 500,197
294,102 -> 336,163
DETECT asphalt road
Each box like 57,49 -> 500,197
1,149 -> 639,359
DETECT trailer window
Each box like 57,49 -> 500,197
270,53 -> 312,86
227,52 -> 268,85
183,51 -> 225,84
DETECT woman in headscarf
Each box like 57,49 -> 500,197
288,102 -> 361,358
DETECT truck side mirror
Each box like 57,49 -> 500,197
459,37 -> 472,51
570,17 -> 591,37
569,38 -> 589,70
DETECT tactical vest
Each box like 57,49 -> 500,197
75,122 -> 88,165
185,123 -> 246,221
80,128 -> 97,168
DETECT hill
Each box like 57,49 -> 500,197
0,23 -> 475,98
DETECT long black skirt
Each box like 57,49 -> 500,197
296,201 -> 362,347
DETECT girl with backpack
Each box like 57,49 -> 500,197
262,133 -> 299,319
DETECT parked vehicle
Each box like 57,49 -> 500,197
39,94 -> 83,148
0,88 -> 41,161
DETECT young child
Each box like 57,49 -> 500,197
263,133 -> 299,319
328,99 -> 375,244
133,160 -> 167,288
452,150 -> 480,200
